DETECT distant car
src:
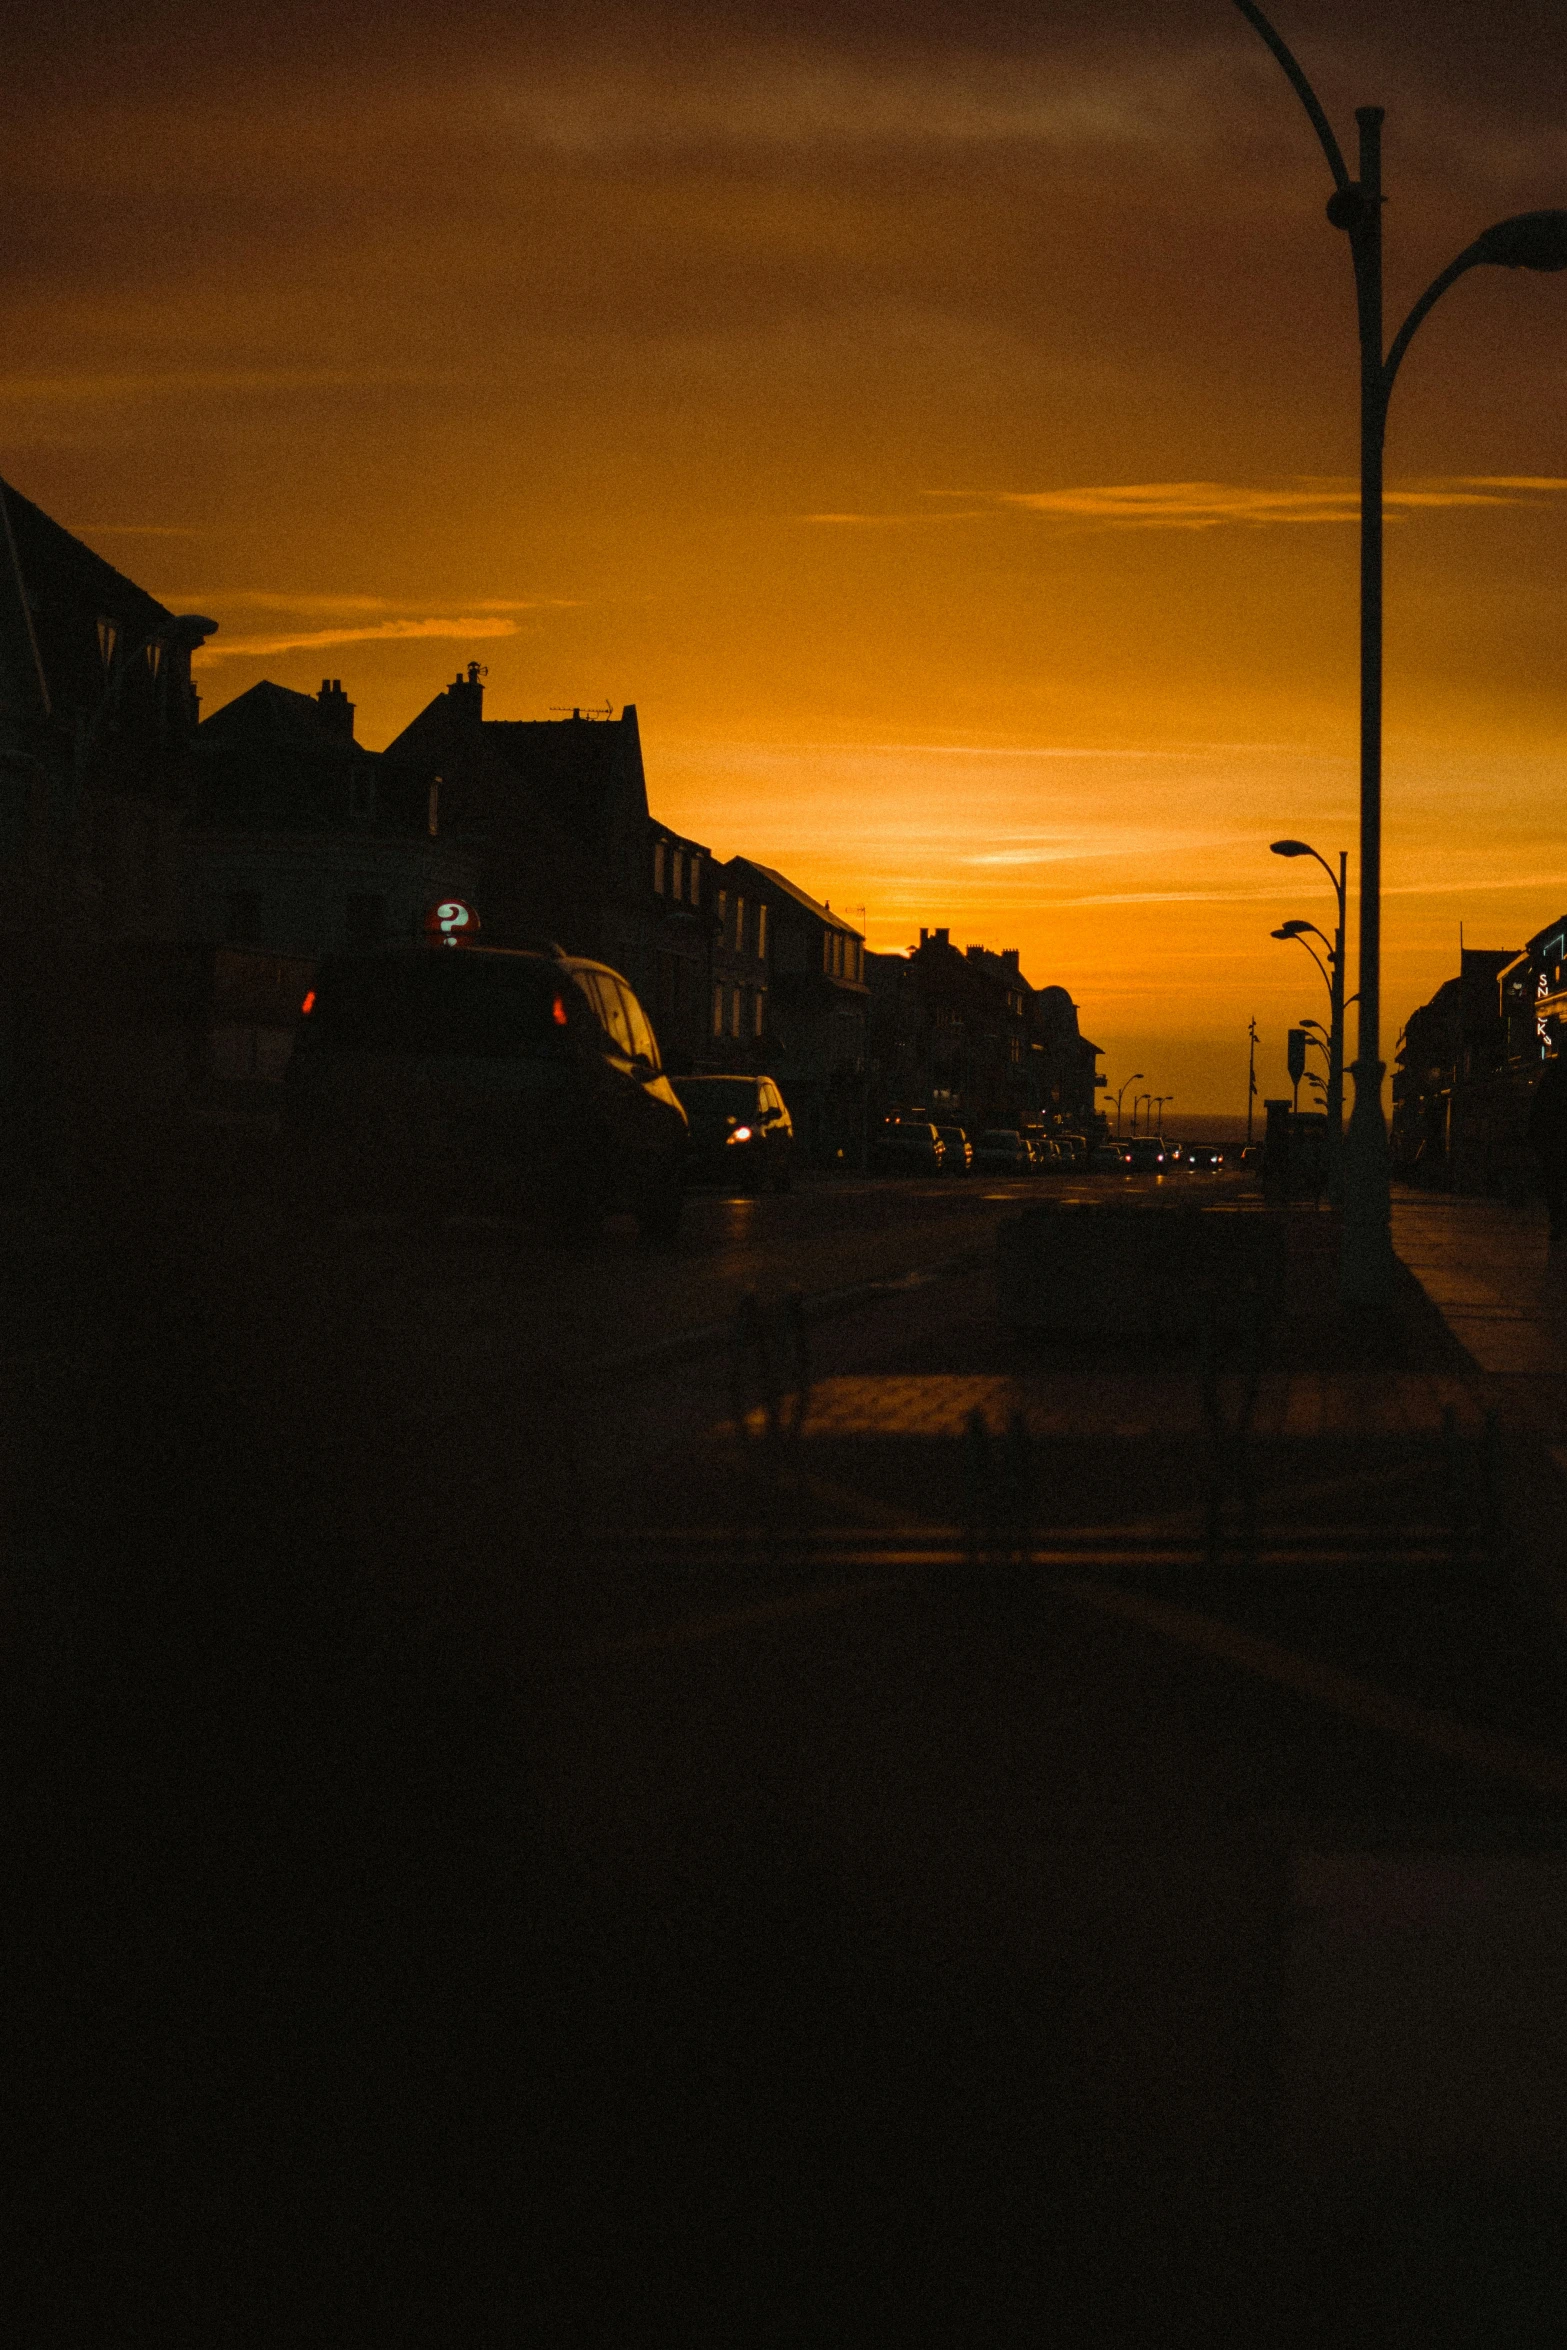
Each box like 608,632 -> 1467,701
284,944 -> 688,1238
1162,1140 -> 1187,1166
936,1124 -> 973,1175
870,1121 -> 946,1176
972,1128 -> 1030,1176
1184,1144 -> 1225,1171
1089,1142 -> 1130,1171
1125,1137 -> 1168,1172
1056,1133 -> 1088,1168
670,1072 -> 794,1191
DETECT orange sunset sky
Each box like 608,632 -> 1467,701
6,0 -> 1566,1111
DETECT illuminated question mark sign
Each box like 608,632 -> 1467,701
427,898 -> 479,945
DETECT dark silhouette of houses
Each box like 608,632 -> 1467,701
1391,946 -> 1518,1192
866,927 -> 1101,1136
722,858 -> 865,1161
0,478 -> 217,1184
185,677 -> 479,960
1,475 -> 210,951
382,674 -> 715,1066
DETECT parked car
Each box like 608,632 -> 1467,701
936,1124 -> 973,1175
869,1120 -> 946,1176
1089,1142 -> 1130,1171
1056,1133 -> 1088,1168
1124,1136 -> 1168,1172
1184,1144 -> 1226,1171
669,1072 -> 794,1191
283,944 -> 689,1238
972,1128 -> 1031,1176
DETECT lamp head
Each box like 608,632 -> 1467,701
1469,210 -> 1567,271
1272,922 -> 1309,939
1270,838 -> 1312,858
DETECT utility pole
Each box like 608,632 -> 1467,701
1246,1017 -> 1259,1145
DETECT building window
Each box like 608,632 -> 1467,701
753,988 -> 765,1039
756,904 -> 767,962
823,932 -> 832,977
712,982 -> 725,1038
672,848 -> 684,900
688,855 -> 701,907
716,889 -> 728,940
225,889 -> 262,945
734,896 -> 745,955
345,893 -> 386,951
653,839 -> 666,894
730,985 -> 743,1037
96,617 -> 118,674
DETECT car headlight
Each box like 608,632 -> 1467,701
727,1125 -> 753,1143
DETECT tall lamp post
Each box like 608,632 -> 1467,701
1151,1094 -> 1172,1135
1271,840 -> 1346,1189
1114,1072 -> 1144,1137
1233,0 -> 1567,1304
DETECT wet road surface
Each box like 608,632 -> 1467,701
16,1171 -> 1567,2342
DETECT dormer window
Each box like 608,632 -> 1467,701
96,618 -> 118,673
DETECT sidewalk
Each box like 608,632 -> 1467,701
1393,1187 -> 1558,1389
1392,1185 -> 1567,1632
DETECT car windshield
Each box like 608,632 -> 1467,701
670,1078 -> 759,1118
304,953 -> 571,1057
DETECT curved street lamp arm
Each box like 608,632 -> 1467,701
1383,246 -> 1484,399
1230,0 -> 1351,191
1286,932 -> 1334,1000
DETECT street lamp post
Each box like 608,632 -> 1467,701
1113,1072 -> 1144,1138
1234,0 -> 1567,1305
1133,1092 -> 1152,1135
1151,1094 -> 1172,1135
1272,840 -> 1346,1193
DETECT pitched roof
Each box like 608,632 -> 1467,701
733,859 -> 862,935
193,677 -> 367,829
199,678 -> 338,747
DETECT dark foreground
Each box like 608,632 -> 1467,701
12,1163 -> 1567,2343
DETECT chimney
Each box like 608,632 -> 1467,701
317,677 -> 355,739
919,928 -> 928,948
934,927 -> 949,949
448,662 -> 485,727
1002,949 -> 1020,973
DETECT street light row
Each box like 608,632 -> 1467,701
1234,0 -> 1567,1305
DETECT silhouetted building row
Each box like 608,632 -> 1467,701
1390,923 -> 1567,1195
1,477 -> 1111,1178
866,925 -> 1102,1137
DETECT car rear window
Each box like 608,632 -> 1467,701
671,1077 -> 759,1117
303,954 -> 572,1057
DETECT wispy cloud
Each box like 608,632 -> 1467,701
1000,477 -> 1567,529
69,522 -> 202,538
194,615 -> 524,664
186,591 -> 573,617
0,368 -> 447,407
802,508 -> 988,525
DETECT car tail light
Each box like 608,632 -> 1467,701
300,990 -> 316,1015
551,994 -> 568,1026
